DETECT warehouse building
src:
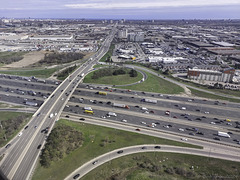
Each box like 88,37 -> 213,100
187,68 -> 235,83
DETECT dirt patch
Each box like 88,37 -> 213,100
1,51 -> 46,69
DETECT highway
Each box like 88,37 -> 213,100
0,24 -> 117,180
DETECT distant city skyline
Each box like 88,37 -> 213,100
1,0 -> 240,19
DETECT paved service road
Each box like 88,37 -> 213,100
64,144 -> 240,180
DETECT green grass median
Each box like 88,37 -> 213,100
32,119 -> 201,180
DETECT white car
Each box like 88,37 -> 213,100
18,132 -> 23,136
204,111 -> 209,114
143,111 -> 149,114
178,128 -> 185,132
122,119 -> 127,122
210,122 -> 216,125
181,138 -> 188,141
163,125 -> 169,128
181,107 -> 186,110
141,122 -> 146,124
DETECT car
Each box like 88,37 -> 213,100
173,116 -> 177,119
150,110 -> 154,113
37,144 -> 42,149
79,118 -> 85,121
196,109 -> 200,112
204,111 -> 209,114
141,146 -> 147,149
165,111 -> 170,115
210,122 -> 216,125
65,115 -> 70,118
214,137 -> 221,141
122,119 -> 127,122
101,116 -> 106,119
117,150 -> 123,154
141,122 -> 146,124
181,138 -> 188,141
178,128 -> 184,132
143,111 -> 149,114
196,132 -> 204,135
75,105 -> 79,107
189,132 -> 195,136
135,128 -> 141,131
154,146 -> 161,149
92,160 -> 98,165
201,116 -> 206,118
181,107 -> 186,110
195,118 -> 202,121
34,125 -> 37,128
24,126 -> 29,130
18,132 -> 23,136
73,174 -> 80,179
163,125 -> 169,128
106,101 -> 111,105
5,144 -> 11,148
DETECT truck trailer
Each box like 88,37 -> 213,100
25,101 -> 38,107
141,98 -> 157,104
113,103 -> 130,109
96,91 -> 107,95
217,131 -> 230,138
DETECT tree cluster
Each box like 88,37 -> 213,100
40,124 -> 83,167
0,114 -> 30,146
57,64 -> 77,79
0,56 -> 23,64
92,67 -> 137,79
40,52 -> 84,65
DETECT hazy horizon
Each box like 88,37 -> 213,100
1,0 -> 240,19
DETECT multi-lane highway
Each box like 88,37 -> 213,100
0,24 -> 117,180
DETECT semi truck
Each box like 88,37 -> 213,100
25,101 -> 38,107
113,103 -> 130,109
217,131 -> 230,138
96,91 -> 107,95
141,98 -> 157,104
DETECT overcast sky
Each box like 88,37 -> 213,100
1,0 -> 240,19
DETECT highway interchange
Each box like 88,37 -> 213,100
0,24 -> 117,180
0,23 -> 240,180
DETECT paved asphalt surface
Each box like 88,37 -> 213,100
0,25 -> 117,180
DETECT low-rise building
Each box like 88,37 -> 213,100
187,68 -> 235,83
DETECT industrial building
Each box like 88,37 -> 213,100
187,68 -> 235,83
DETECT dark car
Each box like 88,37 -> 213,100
214,137 -> 221,141
189,132 -> 195,136
196,132 -> 204,135
73,174 -> 80,179
5,144 -> 11,148
92,160 -> 98,165
141,146 -> 147,149
37,144 -> 42,149
79,118 -> 85,121
65,115 -> 70,118
154,146 -> 161,149
117,150 -> 124,154
24,126 -> 29,130
195,118 -> 202,121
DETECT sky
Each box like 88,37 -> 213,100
1,0 -> 240,19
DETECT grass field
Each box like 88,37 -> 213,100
189,88 -> 240,103
93,64 -> 109,68
99,44 -> 115,62
32,120 -> 201,180
82,152 -> 240,180
0,112 -> 32,147
118,71 -> 184,94
0,67 -> 58,78
0,51 -> 27,59
83,69 -> 143,85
